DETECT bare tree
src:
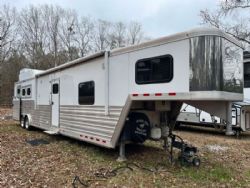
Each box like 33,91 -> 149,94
127,21 -> 143,45
75,16 -> 94,57
221,0 -> 250,11
0,52 -> 27,105
108,22 -> 126,49
0,5 -> 17,65
19,5 -> 48,67
59,9 -> 79,61
93,19 -> 111,51
42,5 -> 63,67
200,0 -> 250,47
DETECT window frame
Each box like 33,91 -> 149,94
78,81 -> 95,105
135,54 -> 174,85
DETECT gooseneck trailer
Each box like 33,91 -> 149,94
13,28 -> 244,161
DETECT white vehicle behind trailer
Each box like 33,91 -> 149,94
13,28 -> 244,163
177,52 -> 250,135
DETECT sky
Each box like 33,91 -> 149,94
1,0 -> 220,38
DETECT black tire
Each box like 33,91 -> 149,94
24,116 -> 31,130
20,116 -> 25,128
192,157 -> 201,167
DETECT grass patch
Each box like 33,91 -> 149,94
245,170 -> 250,178
178,165 -> 232,183
0,122 -> 23,133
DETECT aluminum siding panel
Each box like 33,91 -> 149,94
32,105 -> 51,129
20,100 -> 51,129
60,105 -> 123,147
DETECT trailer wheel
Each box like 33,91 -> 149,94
192,157 -> 201,167
20,116 -> 25,128
24,116 -> 31,130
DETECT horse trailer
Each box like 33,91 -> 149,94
13,28 -> 244,161
177,52 -> 250,136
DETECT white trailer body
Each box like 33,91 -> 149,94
177,54 -> 250,134
13,28 -> 244,152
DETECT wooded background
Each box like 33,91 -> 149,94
0,0 -> 249,106
0,4 -> 149,106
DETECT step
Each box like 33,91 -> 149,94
44,128 -> 59,135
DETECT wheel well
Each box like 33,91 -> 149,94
24,115 -> 31,123
21,115 -> 29,122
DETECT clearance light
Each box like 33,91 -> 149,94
168,92 -> 176,96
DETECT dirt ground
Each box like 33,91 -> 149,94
0,107 -> 12,120
1,111 -> 250,187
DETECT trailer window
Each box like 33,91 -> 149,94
22,89 -> 26,96
17,86 -> 21,97
135,55 -> 173,84
52,84 -> 59,94
27,88 -> 31,96
79,81 -> 95,105
245,62 -> 250,88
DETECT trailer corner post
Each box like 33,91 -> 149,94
226,102 -> 234,135
104,51 -> 110,116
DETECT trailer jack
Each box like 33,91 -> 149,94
167,134 -> 200,167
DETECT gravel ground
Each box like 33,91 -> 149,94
1,110 -> 250,188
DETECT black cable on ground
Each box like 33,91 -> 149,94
72,162 -> 170,188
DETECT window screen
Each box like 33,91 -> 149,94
79,81 -> 95,105
27,88 -> 31,96
22,89 -> 26,96
244,62 -> 250,88
52,83 -> 59,94
135,55 -> 173,84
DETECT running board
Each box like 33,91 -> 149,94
44,128 -> 59,135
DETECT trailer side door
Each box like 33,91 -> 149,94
51,80 -> 60,127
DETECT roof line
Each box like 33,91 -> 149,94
110,27 -> 242,56
36,51 -> 105,77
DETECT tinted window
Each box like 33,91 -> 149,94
135,55 -> 173,84
27,88 -> 31,96
52,83 -> 59,94
244,62 -> 250,88
79,81 -> 95,105
22,89 -> 26,96
17,88 -> 20,95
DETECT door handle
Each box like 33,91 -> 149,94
51,101 -> 54,105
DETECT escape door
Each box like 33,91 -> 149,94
51,80 -> 60,127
